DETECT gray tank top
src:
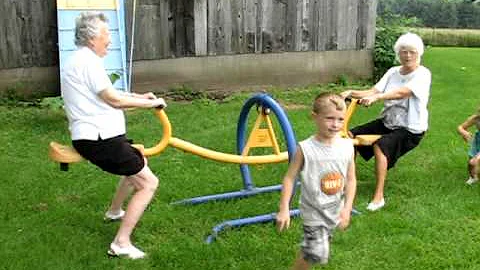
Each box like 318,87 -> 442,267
298,136 -> 354,227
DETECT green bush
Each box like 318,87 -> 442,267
374,15 -> 404,81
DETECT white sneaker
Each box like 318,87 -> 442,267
466,177 -> 479,185
366,198 -> 385,211
108,243 -> 146,259
104,209 -> 125,221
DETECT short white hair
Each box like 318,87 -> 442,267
393,32 -> 425,63
74,12 -> 109,47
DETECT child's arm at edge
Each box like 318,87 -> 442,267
338,152 -> 357,231
458,115 -> 477,143
276,148 -> 304,232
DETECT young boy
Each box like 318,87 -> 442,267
276,92 -> 356,269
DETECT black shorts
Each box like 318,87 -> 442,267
72,135 -> 144,176
351,119 -> 424,169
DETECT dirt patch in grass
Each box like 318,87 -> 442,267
277,99 -> 309,111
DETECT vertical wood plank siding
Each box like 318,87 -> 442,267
0,0 -> 376,69
0,0 -> 58,68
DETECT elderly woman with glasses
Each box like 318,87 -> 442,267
341,33 -> 431,212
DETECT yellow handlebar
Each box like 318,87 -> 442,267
341,98 -> 381,146
142,109 -> 172,157
341,98 -> 358,139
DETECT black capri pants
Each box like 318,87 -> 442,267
72,134 -> 145,176
351,119 -> 424,169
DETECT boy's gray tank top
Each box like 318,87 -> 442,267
298,136 -> 354,228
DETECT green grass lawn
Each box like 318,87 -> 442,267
2,47 -> 480,270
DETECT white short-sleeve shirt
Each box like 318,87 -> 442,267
61,46 -> 126,140
375,65 -> 431,134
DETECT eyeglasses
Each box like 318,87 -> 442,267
399,49 -> 418,56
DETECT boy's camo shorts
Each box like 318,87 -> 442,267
300,225 -> 332,265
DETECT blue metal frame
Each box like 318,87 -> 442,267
171,93 -> 298,206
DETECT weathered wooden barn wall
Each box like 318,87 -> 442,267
0,0 -> 377,97
0,0 -> 59,96
124,0 -> 377,92
0,0 -> 58,69
124,0 -> 377,59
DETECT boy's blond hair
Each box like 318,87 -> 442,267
312,92 -> 346,114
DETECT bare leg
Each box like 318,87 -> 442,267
372,144 -> 388,203
476,159 -> 480,180
108,176 -> 133,213
113,165 -> 159,247
468,162 -> 474,178
469,155 -> 480,179
292,252 -> 310,270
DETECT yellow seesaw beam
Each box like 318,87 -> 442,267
141,109 -> 289,164
50,109 -> 289,165
169,137 -> 288,164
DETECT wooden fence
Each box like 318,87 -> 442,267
126,0 -> 377,59
0,0 -> 377,69
0,0 -> 58,69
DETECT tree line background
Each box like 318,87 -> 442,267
377,0 -> 480,29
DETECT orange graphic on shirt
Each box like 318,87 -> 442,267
320,172 -> 343,195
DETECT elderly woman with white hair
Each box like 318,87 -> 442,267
61,12 -> 166,259
341,32 -> 431,212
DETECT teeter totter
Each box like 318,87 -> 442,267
48,94 -> 380,243
49,102 -> 290,171
49,98 -> 380,168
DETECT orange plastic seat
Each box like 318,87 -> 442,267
49,141 -> 145,171
49,141 -> 83,164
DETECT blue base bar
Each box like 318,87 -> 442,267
171,184 -> 283,205
351,208 -> 361,216
205,207 -> 362,243
205,209 -> 301,244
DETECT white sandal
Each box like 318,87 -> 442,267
466,177 -> 478,185
366,198 -> 385,211
108,243 -> 145,259
104,209 -> 125,221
